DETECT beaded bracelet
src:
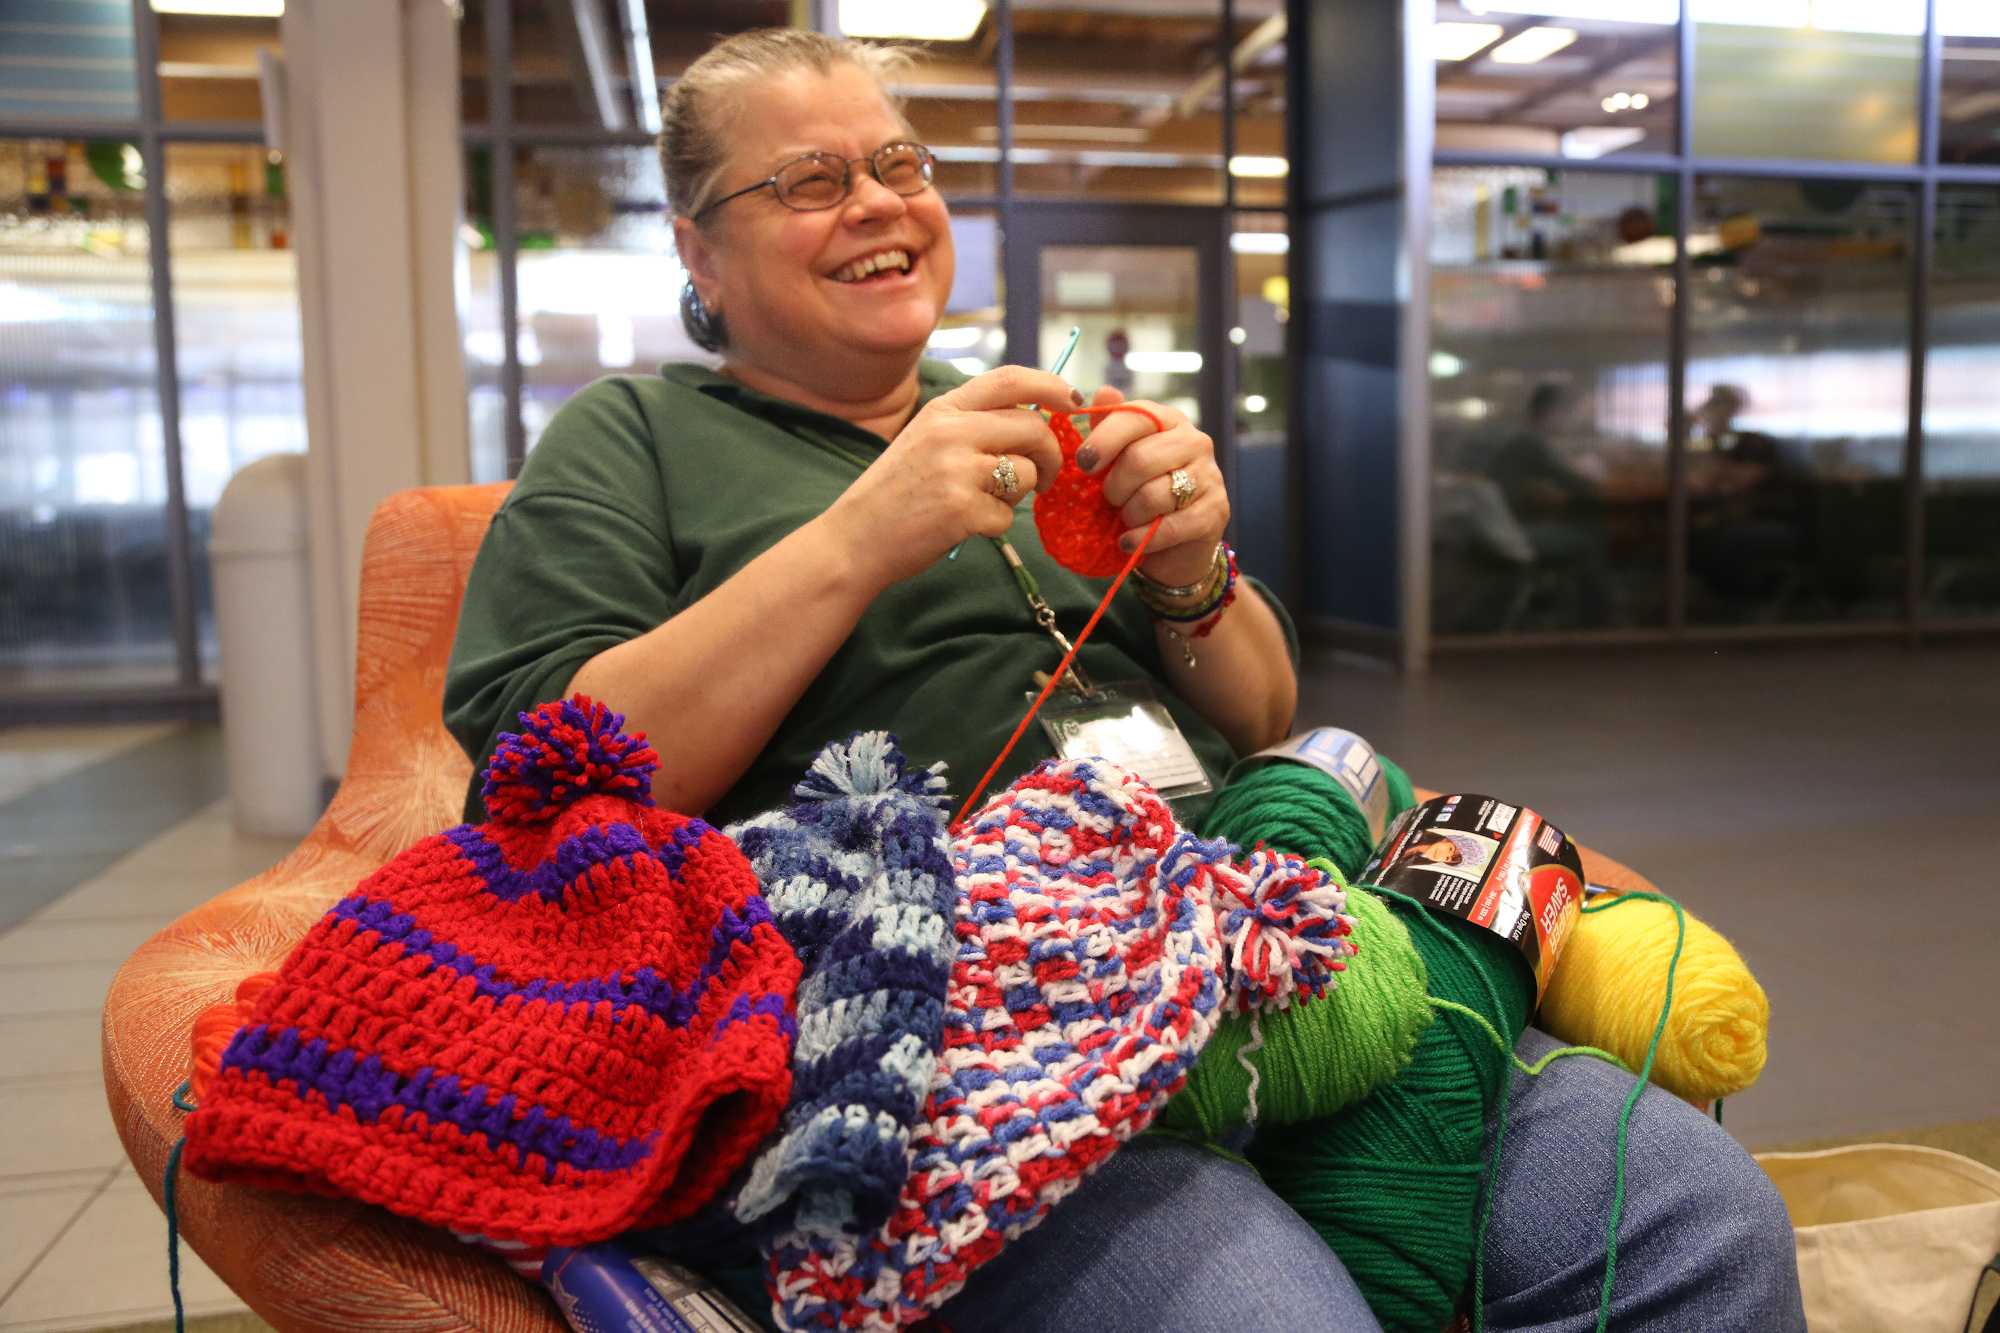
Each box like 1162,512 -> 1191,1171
1153,546 -> 1240,669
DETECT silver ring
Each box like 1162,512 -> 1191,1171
1169,468 -> 1198,511
989,455 -> 1021,500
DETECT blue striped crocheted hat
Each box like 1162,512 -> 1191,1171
720,732 -> 957,1238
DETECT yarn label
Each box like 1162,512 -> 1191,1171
1226,727 -> 1392,841
1363,794 -> 1584,1000
1034,679 -> 1212,800
542,1243 -> 762,1333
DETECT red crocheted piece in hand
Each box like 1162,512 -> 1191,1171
1033,412 -> 1128,578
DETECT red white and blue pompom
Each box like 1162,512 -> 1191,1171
1211,847 -> 1356,1013
480,695 -> 659,823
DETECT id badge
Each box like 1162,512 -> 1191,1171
1033,679 -> 1213,802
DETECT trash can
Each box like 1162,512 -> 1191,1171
210,452 -> 324,837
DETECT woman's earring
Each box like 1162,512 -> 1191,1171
680,280 -> 727,351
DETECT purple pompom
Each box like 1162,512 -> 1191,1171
481,696 -> 658,822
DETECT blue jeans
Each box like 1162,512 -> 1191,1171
938,1029 -> 1805,1332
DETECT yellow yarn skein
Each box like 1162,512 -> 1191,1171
1539,892 -> 1769,1104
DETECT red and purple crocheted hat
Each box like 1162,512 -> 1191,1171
183,697 -> 802,1248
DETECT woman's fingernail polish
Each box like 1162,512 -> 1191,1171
1119,533 -> 1137,552
1077,445 -> 1099,471
1070,388 -> 1086,406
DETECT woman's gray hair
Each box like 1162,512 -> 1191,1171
663,28 -> 918,351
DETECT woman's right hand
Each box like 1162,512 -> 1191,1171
821,366 -> 1082,588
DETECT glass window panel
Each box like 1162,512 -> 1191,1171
926,209 -> 1004,375
1685,175 -> 1912,625
0,138 -> 174,694
463,280 -> 508,477
156,11 -> 278,124
165,143 -> 305,679
1233,13 -> 1286,212
1430,167 -> 1674,636
1231,211 -> 1288,586
1924,185 -> 2000,618
463,147 -> 509,482
0,0 -> 139,124
1939,4 -> 2000,167
1010,6 -> 1225,204
1041,245 -> 1203,427
1690,1 -> 1923,164
509,144 -> 701,455
1433,2 -> 1677,162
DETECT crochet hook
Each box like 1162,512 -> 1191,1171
949,324 -> 1082,561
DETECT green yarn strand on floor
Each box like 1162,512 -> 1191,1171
1154,883 -> 1432,1137
1250,894 -> 1536,1333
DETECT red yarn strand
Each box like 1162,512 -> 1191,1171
951,514 -> 1162,830
952,403 -> 1176,828
948,396 -> 1168,832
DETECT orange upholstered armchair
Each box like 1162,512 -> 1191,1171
101,483 -> 1662,1331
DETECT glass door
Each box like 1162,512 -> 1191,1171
1003,204 -> 1243,553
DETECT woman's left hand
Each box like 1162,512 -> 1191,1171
1074,386 -> 1228,588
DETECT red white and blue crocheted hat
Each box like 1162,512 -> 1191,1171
183,697 -> 802,1249
764,755 -> 1355,1330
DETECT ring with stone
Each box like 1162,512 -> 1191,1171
1169,468 -> 1198,511
989,455 -> 1021,500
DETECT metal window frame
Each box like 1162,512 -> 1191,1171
1424,0 -> 2000,654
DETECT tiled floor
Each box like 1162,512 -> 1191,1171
0,724 -> 288,1333
3,641 -> 1997,1328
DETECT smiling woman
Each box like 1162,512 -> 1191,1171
443,24 -> 1303,1331
667,58 -> 959,393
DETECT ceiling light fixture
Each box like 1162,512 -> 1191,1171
838,0 -> 987,42
150,0 -> 284,13
1561,126 -> 1646,158
1228,155 -> 1289,178
1489,26 -> 1580,64
1435,21 -> 1505,60
1939,0 -> 2000,35
1124,351 -> 1204,374
1230,232 -> 1290,255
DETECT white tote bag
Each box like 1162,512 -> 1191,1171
1757,1144 -> 2000,1333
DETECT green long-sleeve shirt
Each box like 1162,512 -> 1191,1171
443,360 -> 1295,829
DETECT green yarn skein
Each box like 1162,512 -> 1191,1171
1195,754 -> 1537,1333
1155,883 -> 1431,1136
1251,893 -> 1536,1333
1157,753 -> 1432,1137
1205,753 -> 1418,882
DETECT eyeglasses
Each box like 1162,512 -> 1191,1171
691,141 -> 937,221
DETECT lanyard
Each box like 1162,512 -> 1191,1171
989,536 -> 1097,696
806,430 -> 1096,696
